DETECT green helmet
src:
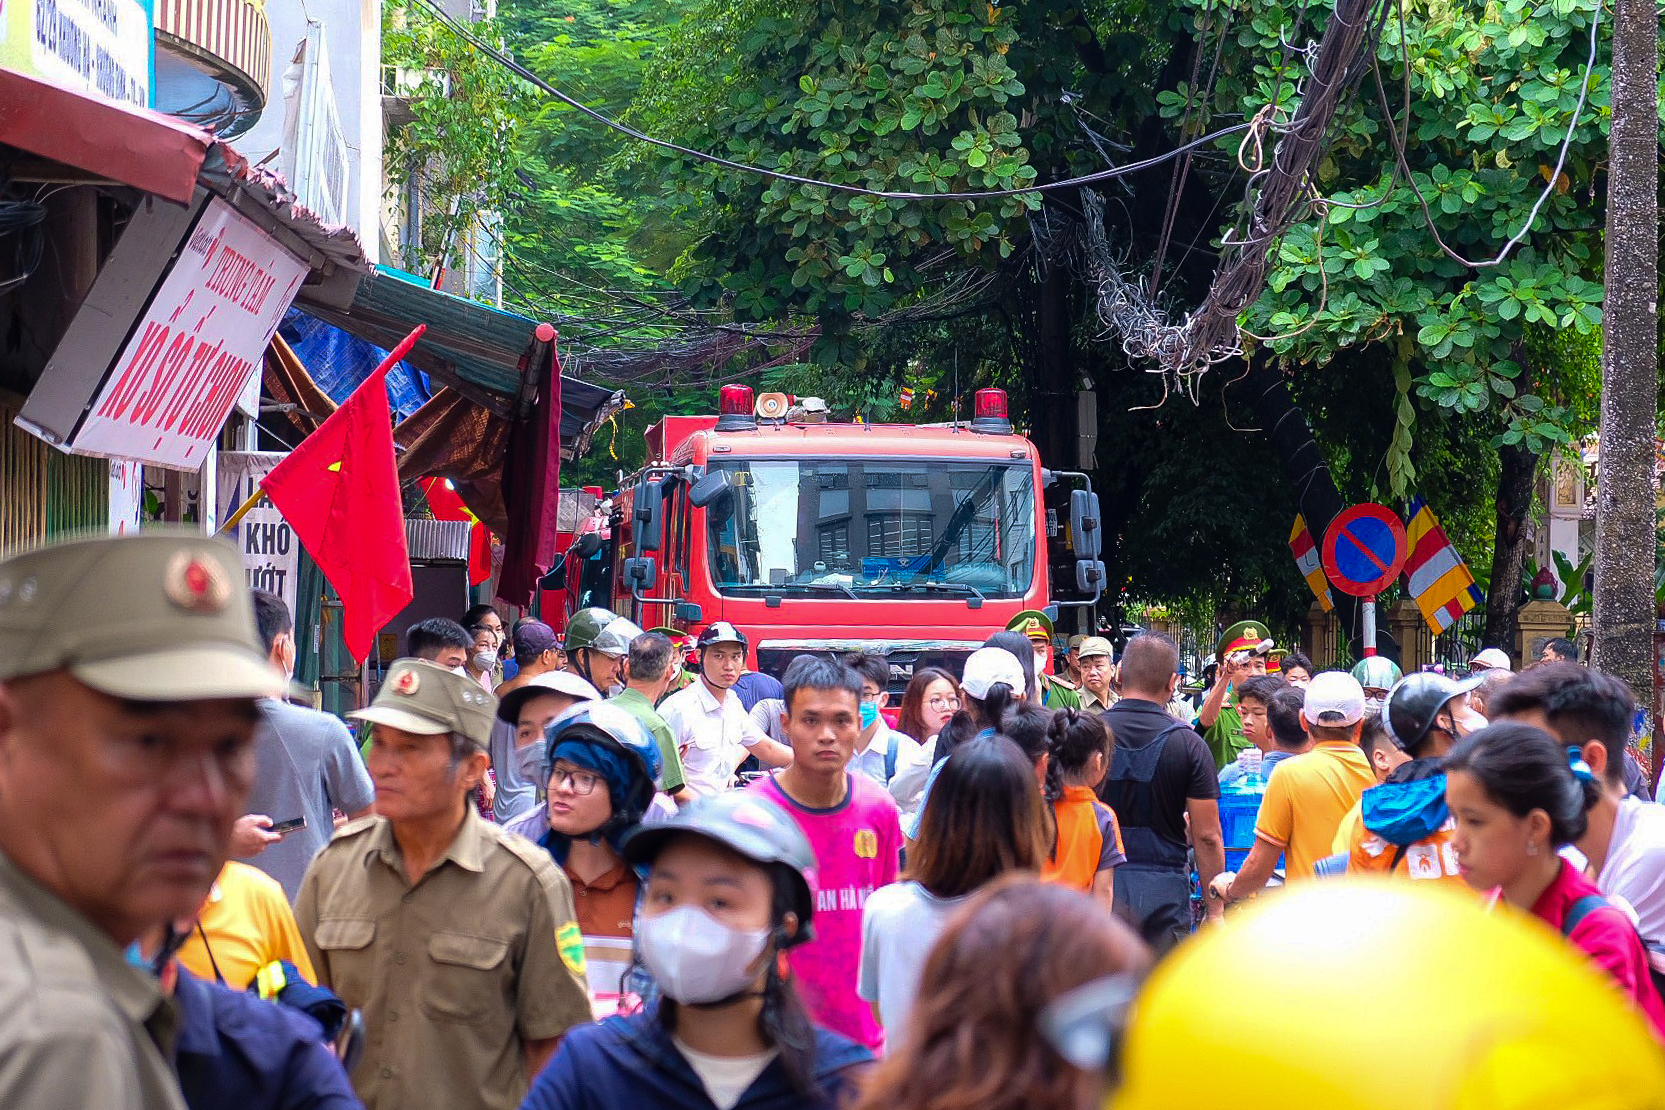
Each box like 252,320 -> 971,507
562,608 -> 642,656
1351,657 -> 1403,691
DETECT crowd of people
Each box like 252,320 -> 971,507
4,529 -> 1665,1110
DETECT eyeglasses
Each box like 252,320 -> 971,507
927,696 -> 961,711
550,765 -> 603,796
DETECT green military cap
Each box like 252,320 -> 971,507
1076,636 -> 1115,660
351,658 -> 497,749
1217,619 -> 1275,660
1007,609 -> 1054,642
0,528 -> 278,701
1067,634 -> 1087,653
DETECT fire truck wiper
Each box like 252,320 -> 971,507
797,581 -> 860,600
893,581 -> 986,609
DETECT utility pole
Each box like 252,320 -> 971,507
1590,0 -> 1658,717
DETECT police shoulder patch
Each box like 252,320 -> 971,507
555,920 -> 587,978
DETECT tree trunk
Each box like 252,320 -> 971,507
1591,0 -> 1659,711
1242,355 -> 1359,646
1484,441 -> 1539,651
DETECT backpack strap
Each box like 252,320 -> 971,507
1563,893 -> 1612,937
883,734 -> 898,783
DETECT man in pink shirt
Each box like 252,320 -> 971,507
750,655 -> 901,1053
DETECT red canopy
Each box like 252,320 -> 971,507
0,68 -> 213,205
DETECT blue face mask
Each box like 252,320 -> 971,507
860,701 -> 880,729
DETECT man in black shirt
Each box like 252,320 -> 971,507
1099,632 -> 1225,950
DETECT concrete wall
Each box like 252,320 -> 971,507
236,0 -> 383,262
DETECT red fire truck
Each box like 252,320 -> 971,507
551,384 -> 1104,687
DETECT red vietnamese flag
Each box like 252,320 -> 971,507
261,327 -> 421,662
418,477 -> 493,586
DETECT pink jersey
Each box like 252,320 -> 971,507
751,772 -> 902,1052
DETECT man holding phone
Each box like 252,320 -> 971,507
238,591 -> 375,902
1197,621 -> 1276,770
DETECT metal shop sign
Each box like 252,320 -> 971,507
48,197 -> 305,470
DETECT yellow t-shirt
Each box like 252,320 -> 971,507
1331,800 -> 1364,856
176,861 -> 316,989
1253,741 -> 1376,881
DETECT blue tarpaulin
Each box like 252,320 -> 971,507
279,309 -> 434,419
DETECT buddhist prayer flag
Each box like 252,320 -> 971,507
1290,515 -> 1334,612
1402,495 -> 1484,633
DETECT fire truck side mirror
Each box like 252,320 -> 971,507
1075,559 -> 1106,596
688,470 -> 733,510
623,556 -> 658,595
1069,490 -> 1103,560
571,533 -> 604,560
634,480 -> 664,552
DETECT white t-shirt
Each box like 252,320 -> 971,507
672,1037 -> 777,1110
1599,795 -> 1665,955
858,880 -> 968,1038
659,681 -> 769,796
848,722 -> 923,789
887,736 -> 937,825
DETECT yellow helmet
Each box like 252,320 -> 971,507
1111,881 -> 1665,1110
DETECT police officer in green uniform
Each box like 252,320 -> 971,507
0,530 -> 280,1110
1007,610 -> 1082,710
1198,620 -> 1276,770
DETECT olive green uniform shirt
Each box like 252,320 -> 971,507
1204,700 -> 1251,771
608,688 -> 686,792
1041,674 -> 1083,710
295,808 -> 593,1110
0,848 -> 185,1110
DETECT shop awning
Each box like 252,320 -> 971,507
0,66 -> 370,297
292,265 -> 624,445
0,68 -> 211,204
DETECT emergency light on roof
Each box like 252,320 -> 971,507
972,388 -> 1013,434
716,384 -> 757,431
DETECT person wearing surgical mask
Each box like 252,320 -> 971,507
839,652 -> 922,790
519,793 -> 874,1110
494,668 -> 602,824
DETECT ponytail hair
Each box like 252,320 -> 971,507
1044,709 -> 1115,804
1441,721 -> 1601,847
936,681 -> 1017,766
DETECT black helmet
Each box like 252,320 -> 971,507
1386,672 -> 1482,753
622,792 -> 815,946
544,702 -> 663,827
695,621 -> 749,654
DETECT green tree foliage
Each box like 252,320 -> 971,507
1196,0 -> 1614,487
383,0 -> 534,273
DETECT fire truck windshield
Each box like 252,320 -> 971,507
705,459 -> 1037,599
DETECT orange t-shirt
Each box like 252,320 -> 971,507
1044,785 -> 1126,892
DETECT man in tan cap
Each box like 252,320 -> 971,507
0,529 -> 279,1109
1075,636 -> 1119,714
295,658 -> 591,1110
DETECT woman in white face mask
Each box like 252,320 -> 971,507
521,792 -> 874,1110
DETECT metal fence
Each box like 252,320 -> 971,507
1433,606 -> 1488,671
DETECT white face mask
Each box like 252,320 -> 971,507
635,904 -> 770,1005
472,651 -> 496,673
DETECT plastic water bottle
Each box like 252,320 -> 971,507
1240,747 -> 1265,790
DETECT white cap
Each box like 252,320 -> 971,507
1303,670 -> 1366,726
495,668 -> 602,723
961,647 -> 1027,700
1468,648 -> 1512,672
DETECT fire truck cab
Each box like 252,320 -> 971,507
558,384 -> 1105,690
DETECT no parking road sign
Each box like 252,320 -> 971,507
1321,504 -> 1407,598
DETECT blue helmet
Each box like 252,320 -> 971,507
544,701 -> 663,826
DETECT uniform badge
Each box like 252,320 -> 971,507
164,552 -> 230,613
391,668 -> 421,696
853,829 -> 878,859
556,921 -> 587,979
1246,627 -> 1261,639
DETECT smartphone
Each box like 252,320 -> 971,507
268,816 -> 308,837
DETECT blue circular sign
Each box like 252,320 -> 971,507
1321,504 -> 1407,597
